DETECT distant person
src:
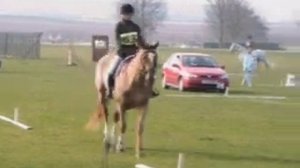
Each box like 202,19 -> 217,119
106,3 -> 159,98
242,51 -> 257,87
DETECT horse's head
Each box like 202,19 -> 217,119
136,41 -> 159,73
230,43 -> 245,53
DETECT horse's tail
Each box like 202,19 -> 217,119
85,96 -> 107,131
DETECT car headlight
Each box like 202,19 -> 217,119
182,72 -> 198,78
220,74 -> 229,79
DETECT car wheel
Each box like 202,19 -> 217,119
178,78 -> 185,92
162,75 -> 169,89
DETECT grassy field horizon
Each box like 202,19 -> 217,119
0,45 -> 299,168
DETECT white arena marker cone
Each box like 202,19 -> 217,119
177,153 -> 185,168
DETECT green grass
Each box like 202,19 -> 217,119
0,45 -> 300,168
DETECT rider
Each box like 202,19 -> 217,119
245,35 -> 254,54
246,34 -> 270,68
242,35 -> 258,87
107,3 -> 159,98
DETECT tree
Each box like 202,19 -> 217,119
205,0 -> 227,47
205,0 -> 269,47
117,0 -> 167,38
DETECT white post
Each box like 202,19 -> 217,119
177,153 -> 185,168
14,107 -> 19,121
224,87 -> 229,96
0,108 -> 32,130
67,49 -> 73,66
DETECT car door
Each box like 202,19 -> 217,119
168,55 -> 182,85
162,55 -> 174,84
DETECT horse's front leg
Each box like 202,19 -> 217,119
135,105 -> 148,158
115,106 -> 127,152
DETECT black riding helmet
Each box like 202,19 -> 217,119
120,3 -> 134,15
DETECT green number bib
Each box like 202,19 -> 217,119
120,32 -> 138,45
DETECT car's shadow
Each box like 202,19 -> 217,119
165,87 -> 258,95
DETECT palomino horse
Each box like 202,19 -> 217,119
86,42 -> 159,158
229,42 -> 271,69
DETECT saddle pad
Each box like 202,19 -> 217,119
115,55 -> 135,78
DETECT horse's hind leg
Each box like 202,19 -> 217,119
96,90 -> 111,153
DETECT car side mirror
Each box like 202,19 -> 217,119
220,65 -> 225,70
172,64 -> 180,69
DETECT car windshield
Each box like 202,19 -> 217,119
182,55 -> 218,68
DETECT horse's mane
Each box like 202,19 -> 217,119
115,42 -> 159,89
132,49 -> 156,84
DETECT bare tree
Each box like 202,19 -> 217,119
205,0 -> 269,46
205,0 -> 227,47
117,0 -> 167,38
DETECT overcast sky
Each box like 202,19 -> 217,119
0,0 -> 299,22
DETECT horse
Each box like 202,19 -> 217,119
229,42 -> 271,69
86,42 -> 159,158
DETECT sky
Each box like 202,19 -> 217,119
0,0 -> 299,22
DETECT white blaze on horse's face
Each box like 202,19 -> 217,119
138,48 -> 157,71
148,51 -> 157,67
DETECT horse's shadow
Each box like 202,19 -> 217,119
125,146 -> 300,165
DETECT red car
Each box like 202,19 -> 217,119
161,53 -> 229,92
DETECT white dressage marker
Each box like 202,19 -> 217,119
135,164 -> 154,168
177,153 -> 185,168
0,108 -> 32,130
285,73 -> 300,87
135,153 -> 185,168
166,94 -> 287,100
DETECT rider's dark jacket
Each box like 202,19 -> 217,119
115,19 -> 145,59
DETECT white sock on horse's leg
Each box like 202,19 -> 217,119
103,123 -> 109,142
110,124 -> 116,146
116,134 -> 125,152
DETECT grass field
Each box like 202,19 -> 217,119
0,45 -> 300,168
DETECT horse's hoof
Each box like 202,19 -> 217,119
110,145 -> 116,153
104,143 -> 111,154
135,152 -> 145,159
118,148 -> 125,153
116,144 -> 126,153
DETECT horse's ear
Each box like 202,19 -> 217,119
150,41 -> 159,50
153,41 -> 159,49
